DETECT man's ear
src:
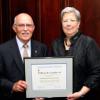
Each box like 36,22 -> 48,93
12,24 -> 16,33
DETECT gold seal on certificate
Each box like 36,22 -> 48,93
25,57 -> 73,98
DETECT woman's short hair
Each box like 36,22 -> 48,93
61,7 -> 81,21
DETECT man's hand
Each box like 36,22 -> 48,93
12,80 -> 27,92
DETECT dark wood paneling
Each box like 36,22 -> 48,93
40,0 -> 63,48
0,0 -> 3,43
0,0 -> 100,48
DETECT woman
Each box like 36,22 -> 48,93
51,7 -> 100,100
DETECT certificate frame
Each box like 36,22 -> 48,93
25,57 -> 73,98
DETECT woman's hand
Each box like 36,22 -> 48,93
67,86 -> 90,100
67,91 -> 83,100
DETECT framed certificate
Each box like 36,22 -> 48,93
24,57 -> 73,98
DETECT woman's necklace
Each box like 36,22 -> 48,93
64,38 -> 71,50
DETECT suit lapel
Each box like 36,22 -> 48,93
9,38 -> 24,75
31,40 -> 40,57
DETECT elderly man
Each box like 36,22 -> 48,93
0,13 -> 47,100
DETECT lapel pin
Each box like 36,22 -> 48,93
35,50 -> 37,53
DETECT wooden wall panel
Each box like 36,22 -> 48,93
0,0 -> 100,47
39,0 -> 62,49
1,0 -> 11,42
0,0 -> 3,42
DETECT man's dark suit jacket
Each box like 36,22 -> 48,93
0,37 -> 48,100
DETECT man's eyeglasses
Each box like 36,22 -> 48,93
15,24 -> 34,28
